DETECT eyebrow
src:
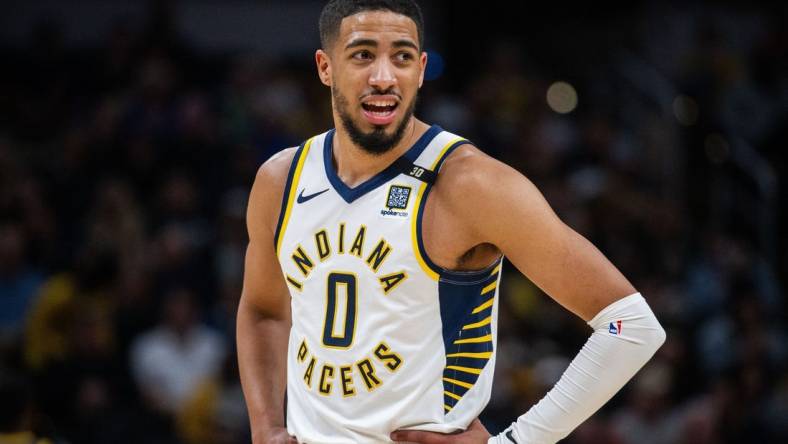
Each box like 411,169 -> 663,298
393,40 -> 419,51
344,38 -> 419,51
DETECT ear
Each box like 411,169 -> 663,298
418,51 -> 428,88
316,49 -> 332,87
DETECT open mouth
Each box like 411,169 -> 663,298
361,101 -> 398,115
360,97 -> 399,125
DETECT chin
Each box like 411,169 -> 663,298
358,118 -> 394,134
372,122 -> 398,132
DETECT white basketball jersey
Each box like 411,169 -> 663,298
274,124 -> 503,443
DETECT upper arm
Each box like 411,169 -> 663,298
241,148 -> 298,319
439,147 -> 636,321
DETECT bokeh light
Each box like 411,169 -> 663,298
546,81 -> 578,114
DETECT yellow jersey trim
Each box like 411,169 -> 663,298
481,280 -> 497,295
445,351 -> 493,359
444,390 -> 462,401
462,316 -> 492,330
275,137 -> 314,255
410,136 -> 467,281
446,365 -> 483,375
471,297 -> 495,314
454,334 -> 493,344
442,376 -> 474,389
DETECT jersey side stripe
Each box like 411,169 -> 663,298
444,390 -> 462,401
471,298 -> 495,314
462,316 -> 492,330
274,137 -> 314,255
454,334 -> 492,344
481,281 -> 497,294
446,365 -> 483,375
441,261 -> 502,413
443,377 -> 473,389
446,351 -> 492,359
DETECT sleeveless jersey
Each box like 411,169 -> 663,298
274,124 -> 503,443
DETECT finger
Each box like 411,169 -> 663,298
391,430 -> 449,444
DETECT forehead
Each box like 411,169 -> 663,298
338,10 -> 419,47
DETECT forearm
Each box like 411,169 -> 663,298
491,293 -> 666,443
237,300 -> 291,441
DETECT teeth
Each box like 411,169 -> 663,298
367,101 -> 396,107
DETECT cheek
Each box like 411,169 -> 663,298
339,73 -> 366,96
403,68 -> 422,88
401,73 -> 421,96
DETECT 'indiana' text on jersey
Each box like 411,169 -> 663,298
274,125 -> 503,443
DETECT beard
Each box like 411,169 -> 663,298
332,85 -> 417,156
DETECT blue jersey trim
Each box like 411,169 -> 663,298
323,124 -> 443,203
273,140 -> 307,250
414,139 -> 503,282
439,263 -> 501,412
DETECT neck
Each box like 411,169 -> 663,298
331,117 -> 430,188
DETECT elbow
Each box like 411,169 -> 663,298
655,321 -> 667,347
589,292 -> 666,361
652,319 -> 667,350
643,315 -> 667,359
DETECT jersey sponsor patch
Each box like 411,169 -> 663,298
381,185 -> 411,218
387,185 -> 411,209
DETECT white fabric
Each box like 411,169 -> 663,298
490,292 -> 665,444
278,128 -> 501,443
130,325 -> 226,412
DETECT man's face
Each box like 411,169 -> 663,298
317,10 -> 427,155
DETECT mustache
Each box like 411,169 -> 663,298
360,88 -> 401,100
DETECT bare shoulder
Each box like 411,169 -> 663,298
248,147 -> 299,237
433,142 -> 555,242
437,143 -> 503,180
256,146 -> 299,186
435,143 -> 536,206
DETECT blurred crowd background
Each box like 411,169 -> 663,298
0,1 -> 785,443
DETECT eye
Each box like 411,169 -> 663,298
352,50 -> 373,61
395,52 -> 414,62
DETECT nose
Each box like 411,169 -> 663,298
368,57 -> 397,91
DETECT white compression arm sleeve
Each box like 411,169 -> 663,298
490,292 -> 666,444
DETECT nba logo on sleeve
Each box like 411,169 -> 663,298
609,320 -> 622,335
380,185 -> 411,218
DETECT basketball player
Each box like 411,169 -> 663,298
236,1 -> 666,443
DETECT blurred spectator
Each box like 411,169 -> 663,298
0,1 -> 784,442
130,286 -> 226,414
24,246 -> 117,372
176,353 -> 249,444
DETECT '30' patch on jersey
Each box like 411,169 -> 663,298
381,185 -> 411,218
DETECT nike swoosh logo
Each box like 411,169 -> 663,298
296,188 -> 329,204
505,430 -> 517,443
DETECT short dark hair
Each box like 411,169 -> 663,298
319,0 -> 425,52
